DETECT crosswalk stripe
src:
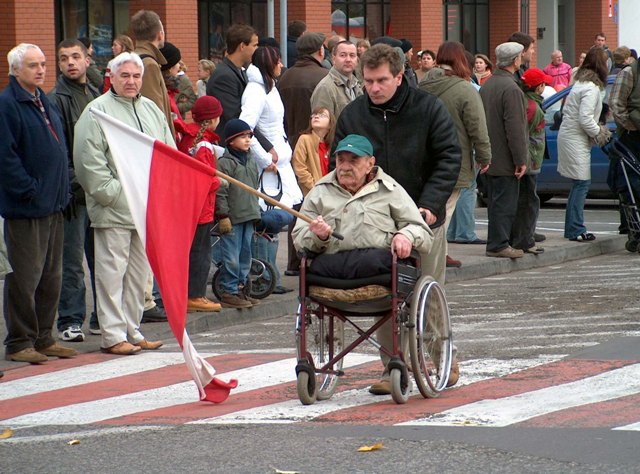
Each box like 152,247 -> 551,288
0,352 -> 217,401
400,362 -> 640,427
0,354 -> 376,426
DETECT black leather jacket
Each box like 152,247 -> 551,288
334,79 -> 461,229
48,75 -> 100,203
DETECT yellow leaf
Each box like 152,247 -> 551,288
0,428 -> 13,439
67,439 -> 81,445
357,442 -> 384,452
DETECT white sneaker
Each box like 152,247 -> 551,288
59,325 -> 85,342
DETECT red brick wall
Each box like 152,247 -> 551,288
392,0 -> 443,70
0,0 -> 57,90
574,0 -> 618,64
488,0 -> 538,67
284,0 -> 331,37
164,1 -> 198,80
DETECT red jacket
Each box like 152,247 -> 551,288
176,122 -> 221,224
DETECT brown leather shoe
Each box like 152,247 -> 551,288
101,341 -> 142,355
135,339 -> 163,350
447,360 -> 460,387
486,246 -> 524,259
187,297 -> 222,312
38,343 -> 78,358
5,347 -> 48,364
368,379 -> 391,395
220,293 -> 252,309
446,255 -> 462,268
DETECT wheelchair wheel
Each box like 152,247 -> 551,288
211,258 -> 276,300
390,367 -> 410,404
296,370 -> 317,405
295,305 -> 345,401
625,239 -> 639,253
409,276 -> 453,398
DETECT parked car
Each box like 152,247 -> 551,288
537,75 -> 617,202
477,75 -> 617,204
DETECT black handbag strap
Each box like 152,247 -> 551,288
259,170 -> 283,209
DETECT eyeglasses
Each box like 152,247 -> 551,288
311,112 -> 330,119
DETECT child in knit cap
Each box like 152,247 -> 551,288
215,119 -> 261,309
182,95 -> 225,312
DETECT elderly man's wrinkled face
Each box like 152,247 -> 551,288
14,47 -> 46,94
112,61 -> 143,98
551,52 -> 563,65
336,151 -> 375,193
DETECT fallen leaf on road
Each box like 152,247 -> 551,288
67,439 -> 81,445
0,428 -> 13,439
357,442 -> 383,452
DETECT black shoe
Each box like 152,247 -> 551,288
284,270 -> 299,277
534,232 -> 546,242
155,298 -> 164,309
272,286 -> 294,294
141,306 -> 168,323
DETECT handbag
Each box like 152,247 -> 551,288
259,169 -> 283,211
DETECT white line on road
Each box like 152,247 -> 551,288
0,354 -> 377,426
0,352 -> 217,401
400,363 -> 640,427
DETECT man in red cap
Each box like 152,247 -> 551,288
512,67 -> 553,255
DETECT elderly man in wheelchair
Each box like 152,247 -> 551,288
292,134 -> 457,404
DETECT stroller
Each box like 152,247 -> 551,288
606,137 -> 640,252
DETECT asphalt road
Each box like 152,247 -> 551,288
2,202 -> 640,473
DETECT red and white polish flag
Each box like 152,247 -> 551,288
90,108 -> 238,403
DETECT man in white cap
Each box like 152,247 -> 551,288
479,42 -> 529,259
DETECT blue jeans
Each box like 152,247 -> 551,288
253,232 -> 281,286
57,205 -> 95,330
219,221 -> 253,295
565,179 -> 591,238
447,178 -> 480,242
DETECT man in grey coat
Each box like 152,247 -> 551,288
480,42 -> 528,259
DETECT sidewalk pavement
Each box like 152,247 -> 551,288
0,230 -> 627,372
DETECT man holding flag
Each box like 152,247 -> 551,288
74,52 -> 171,355
75,51 -> 238,402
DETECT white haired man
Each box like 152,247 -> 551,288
0,43 -> 77,363
74,52 -> 174,355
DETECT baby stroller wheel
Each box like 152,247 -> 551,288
211,258 -> 277,300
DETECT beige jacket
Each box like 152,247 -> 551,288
292,132 -> 324,196
135,41 -> 176,139
293,167 -> 433,255
310,67 -> 363,120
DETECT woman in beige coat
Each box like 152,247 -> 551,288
292,107 -> 336,196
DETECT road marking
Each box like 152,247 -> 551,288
401,363 -> 640,427
0,352 -> 217,401
0,425 -> 171,444
0,354 -> 376,426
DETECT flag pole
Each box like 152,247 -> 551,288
215,169 -> 344,240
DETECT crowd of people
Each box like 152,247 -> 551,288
1,11 -> 637,392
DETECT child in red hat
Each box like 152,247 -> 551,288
181,95 -> 225,312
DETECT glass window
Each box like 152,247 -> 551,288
444,0 -> 489,55
331,0 -> 390,43
56,0 -> 130,70
198,0 -> 267,63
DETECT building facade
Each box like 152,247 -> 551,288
0,0 -> 619,91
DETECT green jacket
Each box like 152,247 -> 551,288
525,91 -> 545,173
293,166 -> 433,255
216,149 -> 260,225
73,91 -> 175,229
420,68 -> 491,188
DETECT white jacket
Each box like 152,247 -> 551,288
557,78 -> 604,181
240,65 -> 303,207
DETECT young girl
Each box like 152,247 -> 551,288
179,96 -> 224,312
292,107 -> 336,196
473,53 -> 493,87
216,119 -> 261,309
196,59 -> 216,98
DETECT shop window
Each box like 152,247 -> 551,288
331,0 -> 390,42
198,0 -> 267,62
443,0 -> 489,55
56,0 -> 130,70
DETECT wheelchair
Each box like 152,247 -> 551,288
295,249 -> 453,405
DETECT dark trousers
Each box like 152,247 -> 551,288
286,203 -> 302,272
3,213 -> 64,354
511,174 -> 540,250
188,223 -> 212,298
486,175 -> 520,253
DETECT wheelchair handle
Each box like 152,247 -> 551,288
331,230 -> 344,241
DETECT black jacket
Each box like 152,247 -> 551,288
48,75 -> 100,203
334,79 -> 461,229
206,57 -> 272,151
